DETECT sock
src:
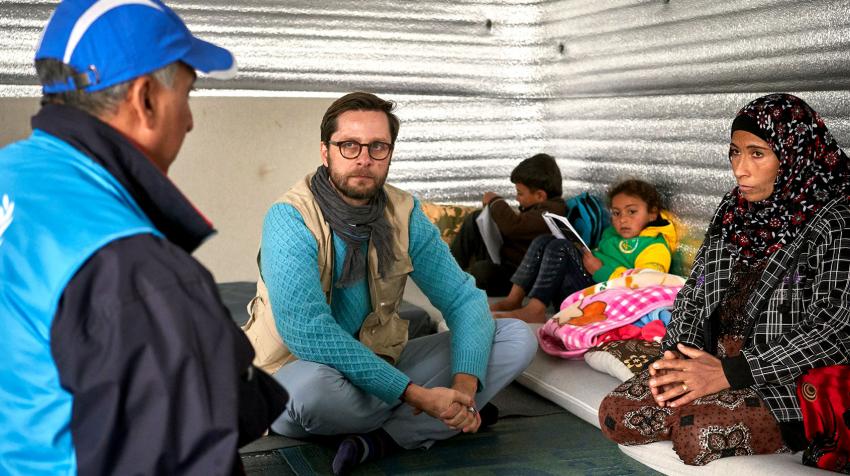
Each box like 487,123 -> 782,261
332,428 -> 400,475
331,438 -> 362,476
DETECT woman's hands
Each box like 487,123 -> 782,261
582,249 -> 602,275
648,349 -> 681,406
647,343 -> 731,407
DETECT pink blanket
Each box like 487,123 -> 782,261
537,270 -> 685,359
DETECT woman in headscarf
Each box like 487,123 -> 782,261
598,93 -> 850,465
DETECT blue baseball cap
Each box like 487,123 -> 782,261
35,0 -> 237,93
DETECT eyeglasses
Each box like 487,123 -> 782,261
328,140 -> 393,161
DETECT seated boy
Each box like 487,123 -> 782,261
451,153 -> 566,296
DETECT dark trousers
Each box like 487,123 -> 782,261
450,210 -> 516,296
510,235 -> 594,308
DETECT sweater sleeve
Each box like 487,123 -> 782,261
408,199 -> 495,388
261,203 -> 410,403
488,199 -> 550,241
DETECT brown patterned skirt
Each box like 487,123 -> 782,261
598,357 -> 788,465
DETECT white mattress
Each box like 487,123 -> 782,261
516,348 -> 620,428
516,326 -> 830,475
402,287 -> 830,475
619,441 -> 827,476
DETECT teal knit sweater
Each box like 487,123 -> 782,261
261,198 -> 495,404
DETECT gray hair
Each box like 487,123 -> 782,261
35,59 -> 180,116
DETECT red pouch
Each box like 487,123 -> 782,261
797,365 -> 850,473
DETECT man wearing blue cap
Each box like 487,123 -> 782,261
0,1 -> 287,474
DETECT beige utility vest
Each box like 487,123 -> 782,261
243,173 -> 415,374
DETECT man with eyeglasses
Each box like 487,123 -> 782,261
244,92 -> 538,474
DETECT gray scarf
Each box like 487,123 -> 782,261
310,166 -> 395,288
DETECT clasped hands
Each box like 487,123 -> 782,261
404,374 -> 481,433
403,376 -> 481,433
648,343 -> 731,408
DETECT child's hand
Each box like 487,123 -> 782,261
581,249 -> 602,275
482,192 -> 500,206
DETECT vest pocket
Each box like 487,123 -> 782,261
359,311 -> 409,365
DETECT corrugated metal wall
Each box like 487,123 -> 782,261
3,0 -> 850,255
540,0 -> 850,260
0,0 -> 545,95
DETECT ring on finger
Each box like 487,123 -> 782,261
682,383 -> 689,392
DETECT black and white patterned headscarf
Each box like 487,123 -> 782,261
717,93 -> 850,263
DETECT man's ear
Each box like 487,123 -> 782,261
98,75 -> 156,151
125,75 -> 156,130
320,141 -> 329,167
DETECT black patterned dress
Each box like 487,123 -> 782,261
597,261 -> 789,465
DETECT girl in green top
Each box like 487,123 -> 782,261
492,179 -> 677,323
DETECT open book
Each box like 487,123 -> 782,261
475,205 -> 503,264
542,211 -> 591,253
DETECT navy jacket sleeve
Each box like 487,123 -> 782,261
52,235 -> 286,475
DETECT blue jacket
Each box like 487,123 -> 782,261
0,105 -> 286,475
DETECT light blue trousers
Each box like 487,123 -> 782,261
270,318 -> 537,449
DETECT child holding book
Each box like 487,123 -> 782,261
451,153 -> 566,296
492,179 -> 677,323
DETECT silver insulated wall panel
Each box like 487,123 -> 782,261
3,0 -> 850,256
540,0 -> 850,258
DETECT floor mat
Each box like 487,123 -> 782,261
241,448 -> 296,476
241,435 -> 311,453
243,413 -> 660,475
489,381 -> 566,418
239,380 -> 563,455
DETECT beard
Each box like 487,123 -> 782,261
327,159 -> 389,202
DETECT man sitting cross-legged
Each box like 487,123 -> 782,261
243,92 -> 538,474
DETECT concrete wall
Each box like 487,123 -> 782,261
169,97 -> 333,282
